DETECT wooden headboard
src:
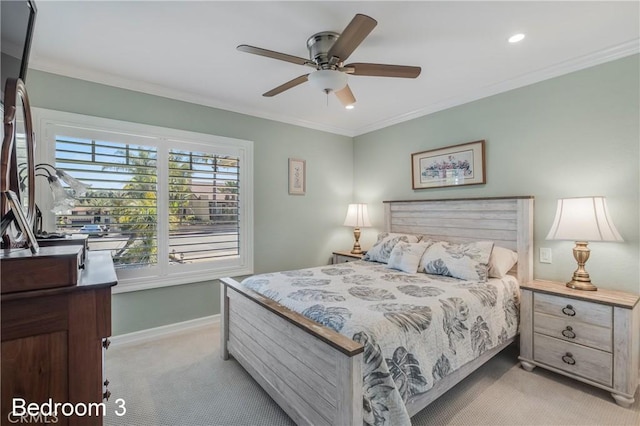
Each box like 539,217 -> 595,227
383,196 -> 534,283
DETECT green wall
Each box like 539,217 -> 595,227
25,54 -> 640,334
27,71 -> 354,335
353,54 -> 640,294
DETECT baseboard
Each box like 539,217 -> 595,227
110,314 -> 220,347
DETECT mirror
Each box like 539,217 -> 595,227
15,86 -> 31,214
1,77 -> 37,251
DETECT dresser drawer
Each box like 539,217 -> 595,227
534,312 -> 612,352
534,333 -> 612,387
534,293 -> 612,328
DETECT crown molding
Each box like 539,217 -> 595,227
28,58 -> 355,137
30,39 -> 638,139
353,39 -> 640,137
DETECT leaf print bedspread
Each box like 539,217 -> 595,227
241,260 -> 520,426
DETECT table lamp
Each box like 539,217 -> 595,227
343,203 -> 371,254
546,196 -> 623,291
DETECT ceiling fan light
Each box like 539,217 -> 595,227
308,70 -> 348,93
508,33 -> 526,43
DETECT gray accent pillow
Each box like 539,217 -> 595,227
418,240 -> 494,281
363,232 -> 420,264
387,242 -> 433,273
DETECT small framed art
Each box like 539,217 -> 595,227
288,158 -> 306,195
411,140 -> 486,189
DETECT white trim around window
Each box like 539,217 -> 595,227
32,108 -> 253,293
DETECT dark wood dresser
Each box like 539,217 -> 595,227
1,250 -> 117,425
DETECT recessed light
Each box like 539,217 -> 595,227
508,33 -> 525,43
345,104 -> 355,110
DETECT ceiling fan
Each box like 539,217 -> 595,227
237,14 -> 421,108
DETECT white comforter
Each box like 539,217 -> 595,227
241,260 -> 520,426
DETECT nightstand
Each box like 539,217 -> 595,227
332,250 -> 364,264
519,279 -> 639,407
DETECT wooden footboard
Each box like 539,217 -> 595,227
220,277 -> 364,426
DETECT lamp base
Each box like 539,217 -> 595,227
566,279 -> 598,291
351,227 -> 363,254
566,241 -> 597,291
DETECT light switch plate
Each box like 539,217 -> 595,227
540,247 -> 552,264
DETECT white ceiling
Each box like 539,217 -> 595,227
29,1 -> 639,137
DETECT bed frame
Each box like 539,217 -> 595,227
220,196 -> 533,425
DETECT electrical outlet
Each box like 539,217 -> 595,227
540,248 -> 552,264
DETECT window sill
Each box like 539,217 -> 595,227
112,264 -> 253,294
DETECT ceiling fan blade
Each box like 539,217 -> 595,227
237,45 -> 315,67
263,74 -> 309,97
335,85 -> 356,107
328,14 -> 377,62
345,63 -> 421,78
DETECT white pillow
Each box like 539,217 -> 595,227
488,246 -> 518,278
363,233 -> 420,264
387,242 -> 432,273
418,240 -> 494,281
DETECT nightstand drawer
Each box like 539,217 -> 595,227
534,333 -> 612,387
534,293 -> 612,328
534,312 -> 612,352
332,251 -> 364,264
334,254 -> 358,263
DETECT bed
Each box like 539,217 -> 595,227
220,196 -> 533,425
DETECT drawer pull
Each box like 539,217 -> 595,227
561,305 -> 576,317
562,352 -> 576,365
561,326 -> 576,339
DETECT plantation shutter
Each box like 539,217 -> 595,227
53,137 -> 242,270
40,108 -> 252,291
167,149 -> 240,264
54,137 -> 159,269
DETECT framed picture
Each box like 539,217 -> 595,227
411,140 -> 486,190
288,158 -> 306,195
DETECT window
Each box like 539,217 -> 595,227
34,108 -> 253,293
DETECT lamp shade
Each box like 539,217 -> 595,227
308,70 -> 348,93
56,169 -> 90,197
343,204 -> 372,227
546,197 -> 623,242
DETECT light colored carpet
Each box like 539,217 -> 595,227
104,324 -> 639,426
